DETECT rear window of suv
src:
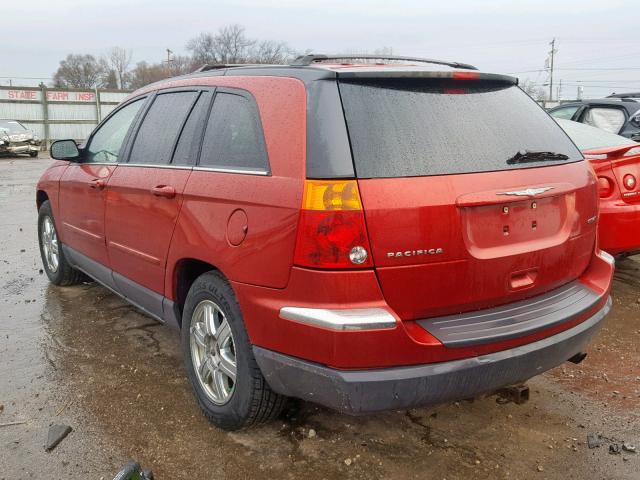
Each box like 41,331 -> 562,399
338,80 -> 583,178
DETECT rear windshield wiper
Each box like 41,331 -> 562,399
506,150 -> 570,165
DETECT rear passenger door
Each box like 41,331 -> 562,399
104,89 -> 213,316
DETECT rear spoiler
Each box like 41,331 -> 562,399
336,70 -> 518,85
584,144 -> 640,159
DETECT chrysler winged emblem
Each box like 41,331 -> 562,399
496,186 -> 554,197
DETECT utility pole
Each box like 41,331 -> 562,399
548,38 -> 556,102
164,49 -> 174,73
557,79 -> 562,102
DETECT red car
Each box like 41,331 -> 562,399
557,118 -> 640,256
37,54 -> 614,430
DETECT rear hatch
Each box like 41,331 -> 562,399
338,75 -> 598,321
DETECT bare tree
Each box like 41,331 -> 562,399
168,55 -> 199,76
187,24 -> 290,66
127,61 -> 168,90
249,40 -> 295,64
372,46 -> 394,56
104,47 -> 132,89
214,24 -> 254,63
520,79 -> 547,101
186,32 -> 217,65
53,54 -> 106,88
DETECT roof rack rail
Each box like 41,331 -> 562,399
194,63 -> 262,73
606,92 -> 640,100
290,54 -> 478,71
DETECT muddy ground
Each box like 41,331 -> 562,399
0,155 -> 638,480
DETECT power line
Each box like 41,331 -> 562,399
511,67 -> 640,74
0,76 -> 53,80
531,83 -> 640,89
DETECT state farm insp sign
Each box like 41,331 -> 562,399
0,89 -> 96,102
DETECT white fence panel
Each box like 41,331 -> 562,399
49,123 -> 96,141
48,103 -> 97,121
0,86 -> 129,145
99,104 -> 119,118
0,102 -> 43,121
100,91 -> 130,103
26,123 -> 46,139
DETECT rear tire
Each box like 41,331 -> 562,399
181,271 -> 286,430
38,200 -> 84,286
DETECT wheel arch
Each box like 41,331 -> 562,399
36,189 -> 49,210
171,257 -> 229,325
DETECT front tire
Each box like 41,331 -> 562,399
29,151 -> 38,158
181,271 -> 286,430
38,200 -> 83,286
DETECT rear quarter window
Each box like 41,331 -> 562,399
339,80 -> 583,178
199,91 -> 269,173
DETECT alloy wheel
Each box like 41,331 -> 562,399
189,299 -> 237,405
41,216 -> 59,273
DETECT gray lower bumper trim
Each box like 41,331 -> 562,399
418,281 -> 601,348
254,297 -> 610,414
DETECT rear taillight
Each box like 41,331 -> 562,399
623,174 -> 637,190
294,180 -> 373,269
597,176 -> 614,198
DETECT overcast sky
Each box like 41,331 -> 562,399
2,0 -> 639,99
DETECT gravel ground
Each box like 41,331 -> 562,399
0,155 -> 638,479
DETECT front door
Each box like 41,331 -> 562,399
58,98 -> 145,285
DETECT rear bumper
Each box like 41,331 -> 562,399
598,200 -> 640,255
236,249 -> 614,369
254,297 -> 611,414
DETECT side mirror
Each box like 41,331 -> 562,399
50,139 -> 80,161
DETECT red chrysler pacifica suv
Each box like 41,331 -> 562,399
37,55 -> 614,430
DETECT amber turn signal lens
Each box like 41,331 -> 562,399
302,180 -> 363,211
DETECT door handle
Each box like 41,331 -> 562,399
90,179 -> 106,190
151,185 -> 176,199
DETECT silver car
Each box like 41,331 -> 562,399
0,120 -> 41,157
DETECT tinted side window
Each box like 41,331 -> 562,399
550,105 -> 580,120
172,91 -> 212,166
199,92 -> 269,172
129,91 -> 198,165
86,99 -> 144,163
